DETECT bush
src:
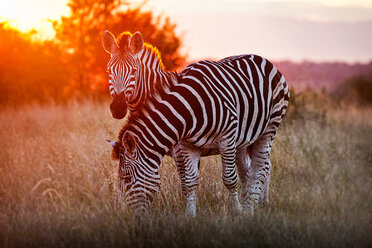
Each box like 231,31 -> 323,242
333,72 -> 372,106
0,1 -> 186,106
284,88 -> 331,125
0,22 -> 71,106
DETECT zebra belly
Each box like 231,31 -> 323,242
168,142 -> 219,157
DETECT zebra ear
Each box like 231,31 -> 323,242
106,139 -> 119,148
106,139 -> 121,160
122,132 -> 136,156
102,30 -> 119,54
129,31 -> 144,55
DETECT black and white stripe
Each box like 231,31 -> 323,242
107,52 -> 137,99
103,31 -> 289,215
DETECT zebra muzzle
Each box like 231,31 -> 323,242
110,92 -> 127,119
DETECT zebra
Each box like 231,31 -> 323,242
102,30 -> 289,215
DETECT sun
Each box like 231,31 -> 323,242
0,0 -> 70,39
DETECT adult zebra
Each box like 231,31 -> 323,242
103,31 -> 289,215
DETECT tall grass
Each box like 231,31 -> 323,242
0,99 -> 371,247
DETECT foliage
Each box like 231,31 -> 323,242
283,88 -> 331,126
52,0 -> 124,96
0,1 -> 185,106
283,71 -> 372,127
0,22 -> 70,105
108,7 -> 185,70
54,0 -> 185,96
0,101 -> 371,247
332,71 -> 372,106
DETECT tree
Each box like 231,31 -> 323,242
0,22 -> 70,105
0,1 -> 186,106
333,72 -> 372,106
53,0 -> 123,96
54,0 -> 185,97
108,7 -> 185,70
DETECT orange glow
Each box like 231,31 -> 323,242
0,0 -> 69,39
115,31 -> 165,70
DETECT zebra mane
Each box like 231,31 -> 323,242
115,31 -> 178,114
116,31 -> 131,51
142,44 -> 165,71
116,31 -> 165,70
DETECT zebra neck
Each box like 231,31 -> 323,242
127,48 -> 178,111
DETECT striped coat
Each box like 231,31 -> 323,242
103,31 -> 289,215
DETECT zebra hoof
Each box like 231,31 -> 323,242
231,202 -> 242,215
186,202 -> 197,217
242,203 -> 254,216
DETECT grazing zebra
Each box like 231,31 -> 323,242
103,30 -> 289,215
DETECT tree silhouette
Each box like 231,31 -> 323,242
333,72 -> 372,106
0,1 -> 186,106
109,7 -> 185,70
54,0 -> 185,96
0,22 -> 70,105
53,0 -> 123,96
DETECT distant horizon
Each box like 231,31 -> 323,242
1,0 -> 372,63
182,56 -> 372,66
146,0 -> 372,64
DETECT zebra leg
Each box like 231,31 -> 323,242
174,157 -> 198,217
219,138 -> 242,214
236,145 -> 253,214
173,153 -> 188,196
245,130 -> 276,213
258,125 -> 279,204
184,152 -> 201,217
172,144 -> 201,217
261,160 -> 271,204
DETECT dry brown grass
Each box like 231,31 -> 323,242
0,100 -> 371,247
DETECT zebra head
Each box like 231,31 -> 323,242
102,30 -> 144,119
109,131 -> 161,213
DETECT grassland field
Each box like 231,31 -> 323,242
0,98 -> 371,247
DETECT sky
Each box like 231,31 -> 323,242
0,0 -> 371,63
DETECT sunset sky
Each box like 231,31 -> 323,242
0,0 -> 371,62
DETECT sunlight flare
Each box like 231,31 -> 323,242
0,0 -> 69,39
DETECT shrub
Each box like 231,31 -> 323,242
333,72 -> 372,106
